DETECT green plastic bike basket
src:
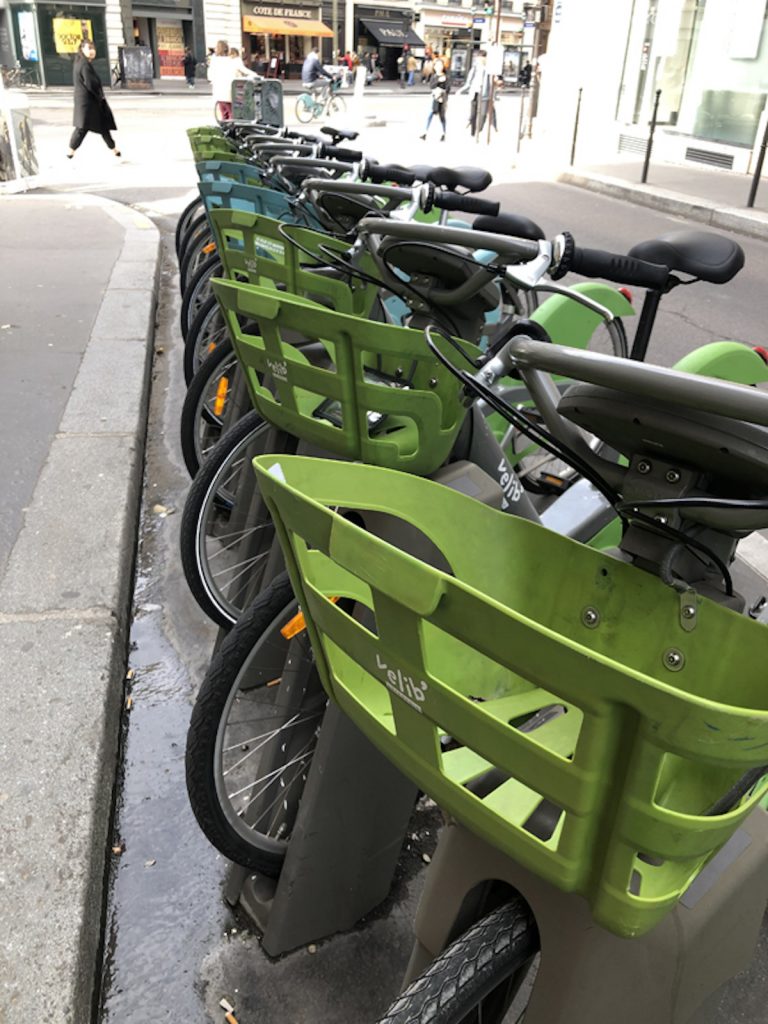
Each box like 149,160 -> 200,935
197,160 -> 265,189
209,209 -> 379,317
213,281 -> 478,475
252,454 -> 768,939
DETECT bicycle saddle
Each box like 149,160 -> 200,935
321,126 -> 359,142
407,166 -> 493,193
472,213 -> 545,242
628,230 -> 744,285
559,382 -> 768,507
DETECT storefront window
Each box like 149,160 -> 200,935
618,0 -> 768,147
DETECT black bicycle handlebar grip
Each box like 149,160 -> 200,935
433,193 -> 501,217
320,144 -> 364,162
366,163 -> 417,186
553,232 -> 670,289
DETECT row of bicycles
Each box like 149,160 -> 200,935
172,116 -> 768,1022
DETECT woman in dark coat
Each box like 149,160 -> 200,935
67,39 -> 120,158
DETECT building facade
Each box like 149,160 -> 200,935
537,0 -> 768,174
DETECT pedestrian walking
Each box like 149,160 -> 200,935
459,49 -> 499,138
67,39 -> 120,159
406,52 -> 418,87
229,47 -> 260,80
183,47 -> 196,88
397,45 -> 409,88
419,58 -> 449,141
208,40 -> 238,120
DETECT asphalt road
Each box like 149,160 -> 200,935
16,92 -> 768,1023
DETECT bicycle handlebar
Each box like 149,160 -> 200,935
365,163 -> 417,186
553,231 -> 671,290
489,336 -> 768,428
320,144 -> 364,162
432,192 -> 500,217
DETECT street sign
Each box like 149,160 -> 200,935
473,16 -> 486,24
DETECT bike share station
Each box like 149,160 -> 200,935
214,348 -> 768,1022
183,132 -> 768,1019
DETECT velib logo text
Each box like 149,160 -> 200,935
498,457 -> 523,510
375,653 -> 428,712
267,358 -> 288,380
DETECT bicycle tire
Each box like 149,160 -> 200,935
178,210 -> 210,268
180,409 -> 277,628
180,253 -> 222,342
377,899 -> 539,1024
180,229 -> 216,297
180,338 -> 238,478
295,94 -> 315,123
183,292 -> 229,386
185,572 -> 327,873
328,95 -> 346,118
175,197 -> 204,258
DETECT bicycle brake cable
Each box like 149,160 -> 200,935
424,325 -> 621,507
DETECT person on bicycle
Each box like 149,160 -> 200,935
301,48 -> 333,101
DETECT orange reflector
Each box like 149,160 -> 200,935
202,242 -> 217,254
213,376 -> 229,416
281,597 -> 339,639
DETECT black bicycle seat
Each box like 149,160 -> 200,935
321,126 -> 359,142
628,230 -> 744,285
406,166 -> 492,192
559,382 -> 768,498
472,213 -> 545,242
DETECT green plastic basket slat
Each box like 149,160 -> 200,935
254,454 -> 768,938
209,209 -> 380,319
196,160 -> 265,188
213,281 -> 478,475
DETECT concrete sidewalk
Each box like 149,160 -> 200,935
560,154 -> 768,240
0,193 -> 159,1021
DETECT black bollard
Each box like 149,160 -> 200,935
570,87 -> 583,166
641,89 -> 662,184
747,116 -> 768,208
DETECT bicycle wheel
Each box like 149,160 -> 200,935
185,572 -> 327,873
183,292 -> 229,386
295,95 -> 315,123
180,410 -> 278,628
180,338 -> 239,478
328,95 -> 346,118
377,899 -> 539,1024
175,197 -> 203,258
178,210 -> 210,268
180,253 -> 222,342
180,229 -> 216,296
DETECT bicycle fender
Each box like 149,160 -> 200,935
673,340 -> 768,385
531,282 -> 635,350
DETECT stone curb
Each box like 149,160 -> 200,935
558,170 -> 768,242
0,193 -> 159,1022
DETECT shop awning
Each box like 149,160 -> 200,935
359,19 -> 424,46
242,14 -> 332,36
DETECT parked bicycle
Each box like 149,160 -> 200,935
0,61 -> 38,88
295,76 -> 346,124
250,278 -> 768,1021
